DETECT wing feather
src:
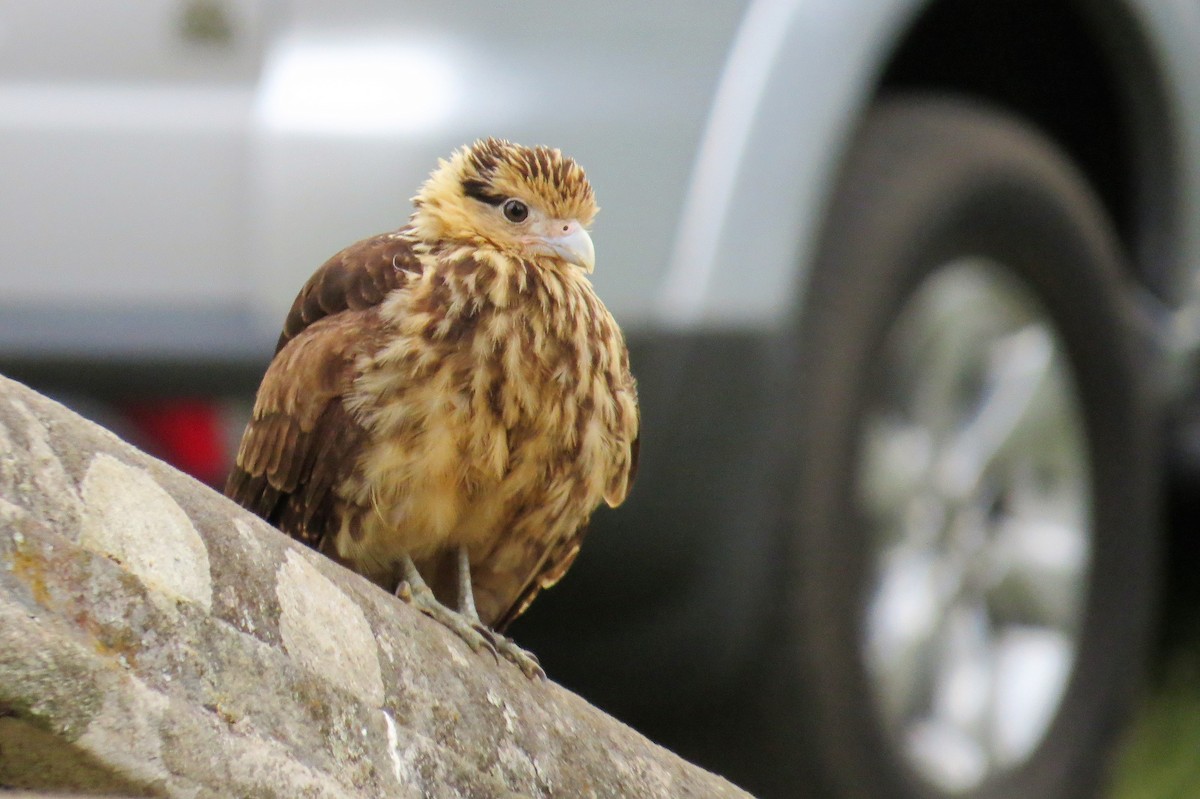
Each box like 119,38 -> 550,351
277,230 -> 420,353
225,314 -> 365,533
489,524 -> 588,633
490,395 -> 640,632
227,231 -> 418,548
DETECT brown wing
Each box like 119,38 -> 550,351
605,418 -> 640,507
225,231 -> 419,548
489,524 -> 589,633
491,391 -> 641,632
627,430 -> 641,489
275,230 -> 421,354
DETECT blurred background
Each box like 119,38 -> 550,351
4,1 -> 1200,797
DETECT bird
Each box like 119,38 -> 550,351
225,138 -> 640,677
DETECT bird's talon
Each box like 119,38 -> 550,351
469,626 -> 500,660
472,625 -> 502,661
395,581 -> 506,663
493,634 -> 544,679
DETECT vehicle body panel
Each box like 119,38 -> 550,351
661,0 -> 922,330
0,0 -> 745,359
6,0 -> 1200,370
666,0 -> 1200,360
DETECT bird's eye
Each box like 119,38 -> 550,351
503,199 -> 529,223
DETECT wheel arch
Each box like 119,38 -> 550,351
661,0 -> 1200,330
878,0 -> 1182,301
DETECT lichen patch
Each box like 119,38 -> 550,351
4,398 -> 82,524
79,453 -> 213,611
75,672 -> 172,788
275,549 -> 385,705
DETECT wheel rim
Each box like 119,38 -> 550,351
855,259 -> 1092,793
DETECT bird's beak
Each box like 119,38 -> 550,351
545,224 -> 595,273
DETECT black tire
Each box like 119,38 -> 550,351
768,96 -> 1161,799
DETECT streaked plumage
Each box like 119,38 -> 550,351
225,139 -> 639,672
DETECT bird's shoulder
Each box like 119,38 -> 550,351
225,308 -> 382,531
226,230 -> 419,536
275,229 -> 423,354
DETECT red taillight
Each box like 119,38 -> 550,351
122,400 -> 228,487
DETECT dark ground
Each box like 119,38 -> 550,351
1106,476 -> 1200,798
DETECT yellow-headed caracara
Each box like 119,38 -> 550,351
225,139 -> 639,677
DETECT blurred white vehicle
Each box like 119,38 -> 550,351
4,1 -> 1198,797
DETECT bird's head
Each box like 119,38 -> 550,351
411,138 -> 598,272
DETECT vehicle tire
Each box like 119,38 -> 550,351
766,95 -> 1161,799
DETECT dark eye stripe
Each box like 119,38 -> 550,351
461,178 -> 506,206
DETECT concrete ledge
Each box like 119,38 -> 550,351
0,374 -> 749,798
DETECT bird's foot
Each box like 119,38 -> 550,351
394,580 -> 543,678
395,578 -> 499,662
394,552 -> 545,679
488,632 -> 545,680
